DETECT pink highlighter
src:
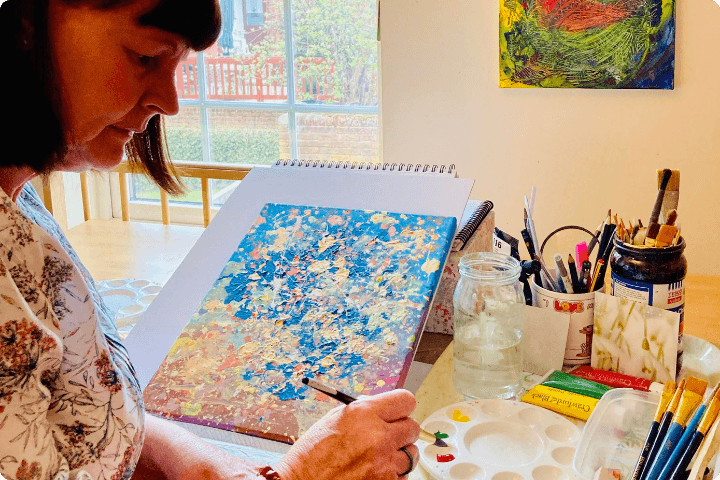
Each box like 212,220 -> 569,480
575,242 -> 589,267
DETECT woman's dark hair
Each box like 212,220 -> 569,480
0,0 -> 221,195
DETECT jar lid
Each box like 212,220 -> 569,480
458,252 -> 521,284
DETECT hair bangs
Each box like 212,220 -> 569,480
139,0 -> 221,51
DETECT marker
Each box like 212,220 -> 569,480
302,377 -> 449,448
644,378 -> 708,480
630,382 -> 676,480
554,253 -> 573,294
575,242 -> 589,269
639,380 -> 686,480
668,385 -> 720,480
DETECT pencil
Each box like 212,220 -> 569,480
301,377 -> 449,448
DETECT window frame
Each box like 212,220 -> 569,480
112,0 -> 381,225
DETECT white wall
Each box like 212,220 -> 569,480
381,0 -> 720,274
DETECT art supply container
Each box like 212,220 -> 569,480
531,278 -> 598,367
573,389 -> 660,480
610,236 -> 686,374
452,252 -> 525,400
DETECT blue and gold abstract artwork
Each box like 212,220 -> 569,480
144,203 -> 456,443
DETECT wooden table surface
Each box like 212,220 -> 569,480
66,221 -> 720,479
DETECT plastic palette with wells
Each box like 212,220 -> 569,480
96,278 -> 163,339
418,399 -> 580,480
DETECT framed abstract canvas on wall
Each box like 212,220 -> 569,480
499,0 -> 675,89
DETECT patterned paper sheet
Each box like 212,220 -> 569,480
144,203 -> 456,443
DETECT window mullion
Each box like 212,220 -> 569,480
284,0 -> 298,161
196,51 -> 214,202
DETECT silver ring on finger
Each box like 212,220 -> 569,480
399,446 -> 414,477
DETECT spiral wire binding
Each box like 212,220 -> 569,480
274,159 -> 455,175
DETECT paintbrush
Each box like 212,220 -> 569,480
630,382 -> 677,480
686,395 -> 720,480
658,169 -> 680,225
587,216 -> 607,256
655,210 -> 679,248
646,169 -> 673,246
533,253 -> 560,292
663,383 -> 720,480
639,379 -> 686,480
301,377 -> 449,448
644,377 -> 708,480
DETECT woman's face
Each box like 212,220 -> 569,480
47,0 -> 189,170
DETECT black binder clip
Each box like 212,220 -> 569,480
519,260 -> 541,306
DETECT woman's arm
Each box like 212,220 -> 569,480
133,390 -> 420,480
132,415 -> 267,480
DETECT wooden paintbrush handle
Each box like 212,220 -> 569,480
687,412 -> 720,480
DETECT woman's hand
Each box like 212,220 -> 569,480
275,389 -> 420,480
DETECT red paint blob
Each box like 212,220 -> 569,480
437,454 -> 455,463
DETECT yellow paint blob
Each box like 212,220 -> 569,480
377,380 -> 386,387
354,384 -> 364,393
452,409 -> 470,422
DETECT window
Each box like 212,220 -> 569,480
128,0 -> 380,212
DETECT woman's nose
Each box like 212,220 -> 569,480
141,68 -> 180,116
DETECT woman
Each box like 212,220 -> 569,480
0,0 -> 421,478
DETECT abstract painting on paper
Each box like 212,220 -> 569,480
144,203 -> 456,444
591,292 -> 679,383
500,0 -> 675,89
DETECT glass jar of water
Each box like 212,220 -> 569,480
453,252 -> 525,399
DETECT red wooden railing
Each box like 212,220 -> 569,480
175,55 -> 336,102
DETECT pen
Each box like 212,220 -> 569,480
580,260 -> 592,294
568,254 -> 580,293
302,377 -> 449,448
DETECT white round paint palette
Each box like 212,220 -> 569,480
418,399 -> 580,480
96,278 -> 162,339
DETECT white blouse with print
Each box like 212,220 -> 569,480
0,184 -> 144,480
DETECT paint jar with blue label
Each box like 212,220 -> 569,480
610,235 -> 686,374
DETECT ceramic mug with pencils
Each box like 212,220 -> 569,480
531,278 -> 602,367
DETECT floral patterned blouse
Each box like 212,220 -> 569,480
0,184 -> 144,480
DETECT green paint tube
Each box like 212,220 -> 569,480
540,370 -> 612,400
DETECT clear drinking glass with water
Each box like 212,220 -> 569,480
453,252 -> 525,399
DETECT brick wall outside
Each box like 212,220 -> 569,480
172,107 -> 380,164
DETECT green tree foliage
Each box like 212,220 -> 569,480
250,0 -> 378,105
